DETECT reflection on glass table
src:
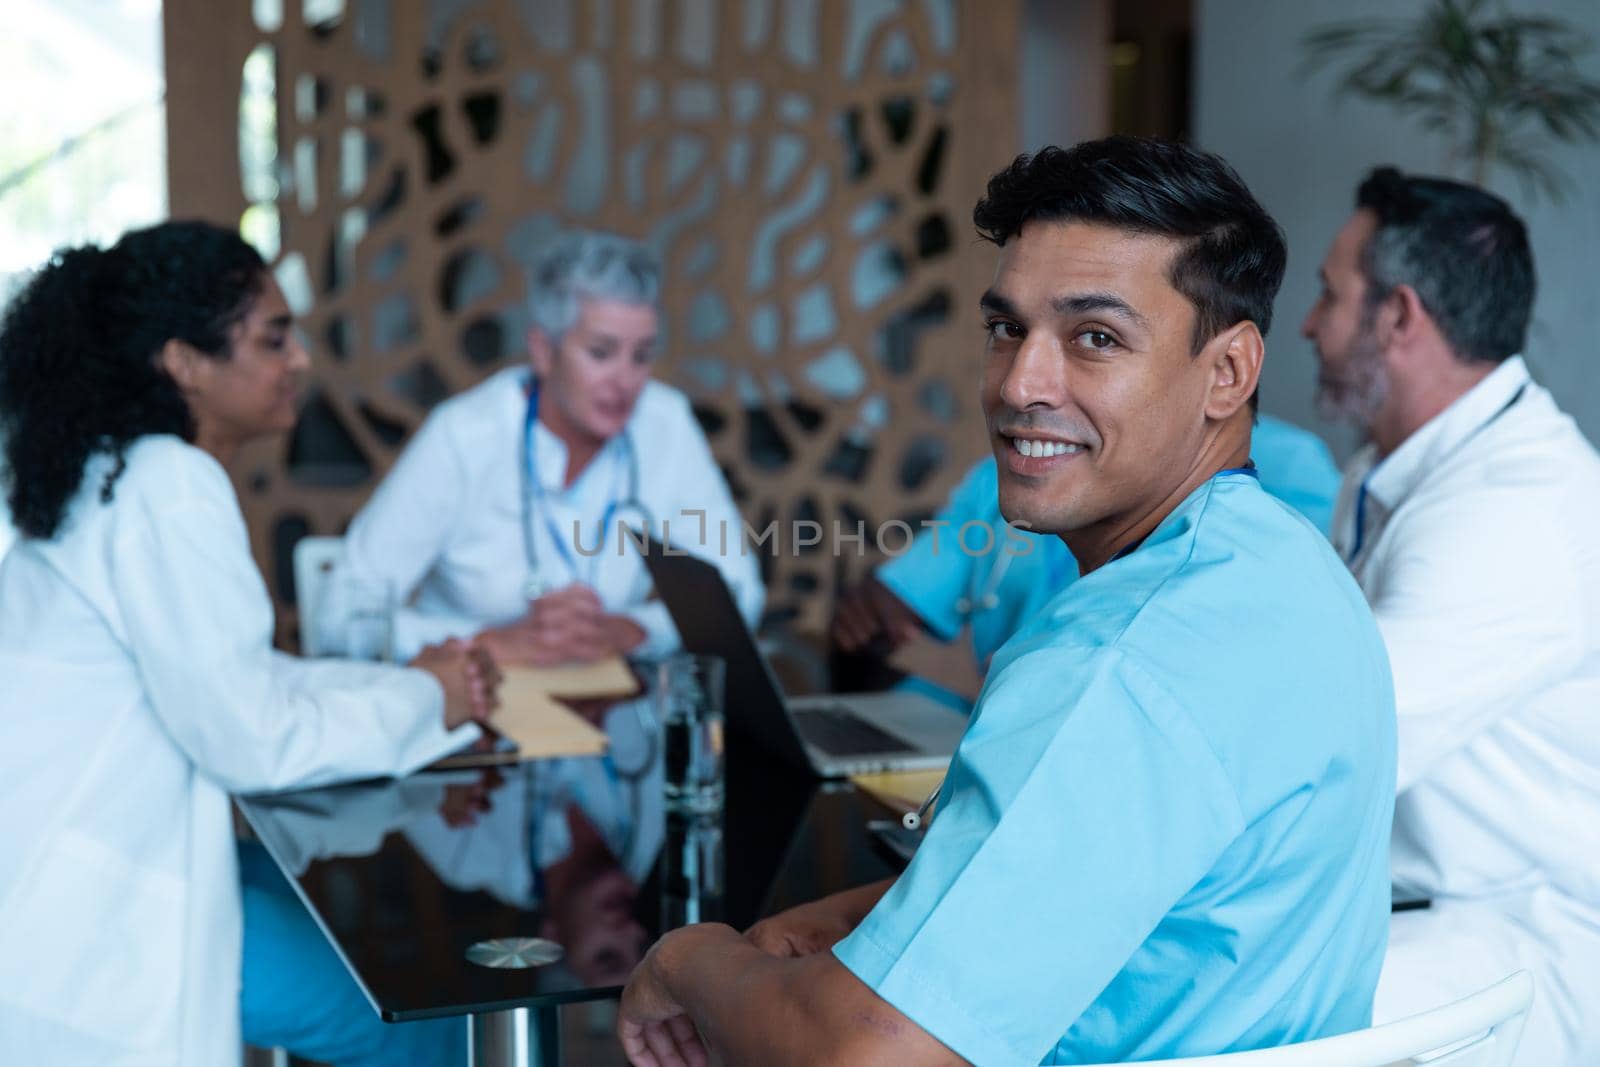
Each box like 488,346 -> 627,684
236,694 -> 898,1067
244,697 -> 663,998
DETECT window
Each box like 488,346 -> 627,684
0,0 -> 167,304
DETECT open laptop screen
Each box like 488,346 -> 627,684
637,535 -> 813,770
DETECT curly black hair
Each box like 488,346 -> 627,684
0,220 -> 266,540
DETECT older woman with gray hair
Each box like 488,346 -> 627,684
336,229 -> 762,666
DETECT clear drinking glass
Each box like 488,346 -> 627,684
655,653 -> 726,814
318,571 -> 394,662
661,808 -> 725,929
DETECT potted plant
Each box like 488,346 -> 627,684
1302,0 -> 1600,200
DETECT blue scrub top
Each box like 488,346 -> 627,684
834,471 -> 1396,1065
1251,413 -> 1342,534
877,414 -> 1341,675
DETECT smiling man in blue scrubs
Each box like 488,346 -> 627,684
617,137 -> 1397,1067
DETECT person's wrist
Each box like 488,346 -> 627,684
423,667 -> 467,730
655,923 -> 738,990
474,626 -> 507,660
415,662 -> 448,710
604,613 -> 648,652
442,666 -> 475,730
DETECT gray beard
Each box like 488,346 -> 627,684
1315,330 -> 1389,430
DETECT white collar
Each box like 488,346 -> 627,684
1362,355 -> 1531,511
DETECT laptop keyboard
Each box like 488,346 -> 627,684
796,705 -> 916,757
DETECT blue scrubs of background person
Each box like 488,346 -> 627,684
1251,413 -> 1341,532
833,470 -> 1397,1063
875,458 -> 1075,674
871,412 -> 1340,678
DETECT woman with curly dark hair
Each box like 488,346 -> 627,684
0,221 -> 496,1067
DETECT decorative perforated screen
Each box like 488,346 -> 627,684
164,0 -> 1018,640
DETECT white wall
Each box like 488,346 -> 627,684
1020,0 -> 1112,153
1195,0 -> 1600,461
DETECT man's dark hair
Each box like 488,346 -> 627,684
1355,167 -> 1533,364
972,136 -> 1288,355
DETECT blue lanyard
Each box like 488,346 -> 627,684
1347,475 -> 1377,564
523,379 -> 625,587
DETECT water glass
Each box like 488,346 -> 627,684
661,808 -> 724,928
318,571 -> 394,661
655,653 -> 725,813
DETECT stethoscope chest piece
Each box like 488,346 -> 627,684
954,592 -> 1001,617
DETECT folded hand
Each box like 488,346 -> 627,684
478,583 -> 645,666
411,638 -> 502,730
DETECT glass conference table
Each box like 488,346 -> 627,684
236,693 -> 904,1067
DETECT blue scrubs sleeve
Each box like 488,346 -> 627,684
833,646 -> 1244,1065
877,461 -> 996,641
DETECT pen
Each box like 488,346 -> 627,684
901,780 -> 943,831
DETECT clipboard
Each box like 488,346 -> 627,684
849,766 -> 946,815
433,657 -> 641,768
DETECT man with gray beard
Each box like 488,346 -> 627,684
1302,167 -> 1600,1067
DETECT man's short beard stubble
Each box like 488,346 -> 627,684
1315,314 -> 1389,429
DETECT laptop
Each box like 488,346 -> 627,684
641,540 -> 967,777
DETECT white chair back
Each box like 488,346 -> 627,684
1081,971 -> 1532,1067
291,535 -> 343,657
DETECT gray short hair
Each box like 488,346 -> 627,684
1355,167 -> 1533,364
526,230 -> 660,341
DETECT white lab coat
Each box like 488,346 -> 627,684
0,436 -> 475,1067
338,368 -> 764,662
1334,358 -> 1600,1066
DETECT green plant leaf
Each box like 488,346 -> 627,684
1300,0 -> 1600,203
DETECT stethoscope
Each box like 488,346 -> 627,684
520,375 -> 651,600
599,698 -> 659,860
954,529 -> 1076,618
954,549 -> 1017,617
525,701 -> 659,901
